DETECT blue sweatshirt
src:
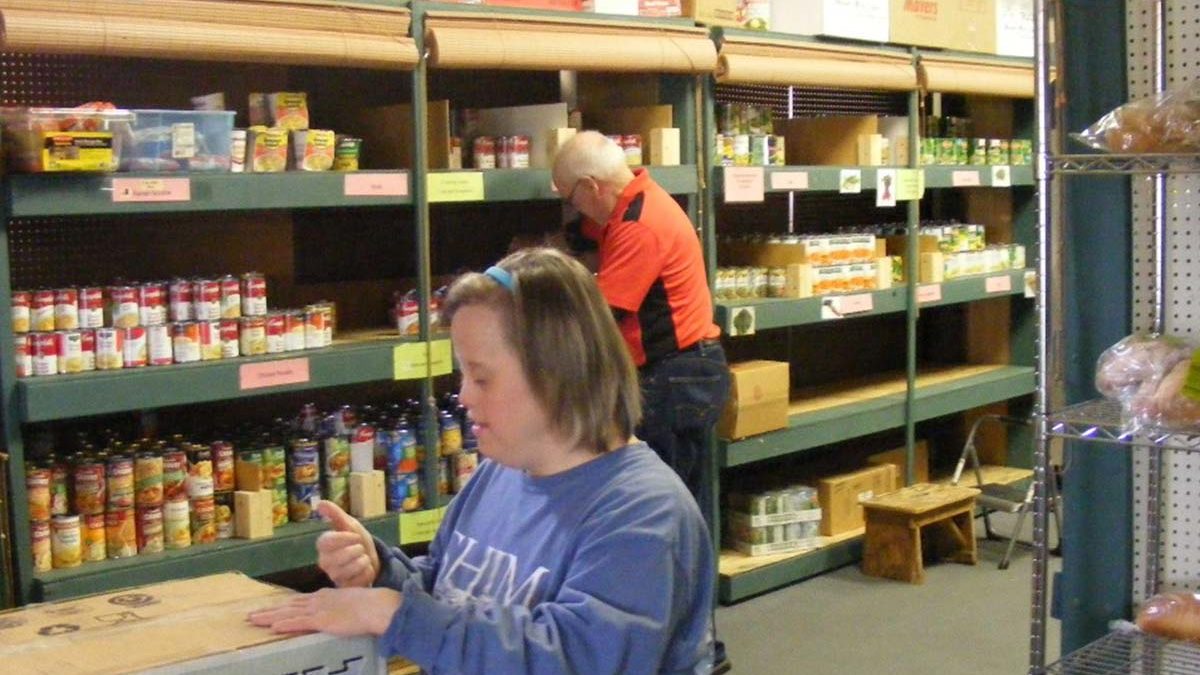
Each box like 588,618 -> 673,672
372,442 -> 714,674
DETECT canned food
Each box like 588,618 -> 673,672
172,321 -> 201,363
135,451 -> 164,508
241,272 -> 268,316
952,138 -> 970,165
162,448 -> 188,502
219,319 -> 240,358
733,134 -> 750,166
213,492 -> 233,540
989,138 -> 1010,166
82,513 -> 106,562
288,482 -> 322,522
622,134 -> 643,166
122,326 -> 148,368
12,290 -> 31,333
78,287 -> 103,328
452,451 -> 478,493
509,135 -> 530,168
54,330 -> 83,374
393,472 -> 422,512
272,484 -> 289,527
163,498 -> 191,550
139,282 -> 167,326
317,302 -> 334,345
324,474 -> 349,512
73,458 -> 106,516
192,279 -> 221,321
265,312 -> 286,353
217,275 -> 241,319
438,458 -> 451,495
26,467 -> 51,522
750,134 -> 767,166
288,440 -> 320,485
190,496 -> 217,544
51,514 -> 82,568
31,519 -> 51,571
108,285 -> 140,329
14,334 -> 32,377
54,288 -> 79,330
332,135 -> 362,171
95,327 -> 124,370
105,508 -> 137,559
304,307 -> 325,349
199,320 -> 222,360
262,445 -> 286,489
212,441 -> 235,492
106,454 -> 134,510
79,329 -> 96,371
136,506 -> 164,553
284,310 -> 305,351
50,463 -> 69,516
236,448 -> 263,491
168,279 -> 193,322
472,136 -> 496,169
32,290 -> 56,332
32,332 -> 57,376
496,136 -> 511,168
239,316 -> 267,356
323,436 -> 350,478
147,323 -> 173,366
187,447 -> 214,499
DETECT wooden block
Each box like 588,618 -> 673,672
919,251 -> 945,283
350,470 -> 386,519
875,257 -> 893,291
235,490 -> 273,539
648,127 -> 681,166
783,263 -> 813,299
856,133 -> 884,166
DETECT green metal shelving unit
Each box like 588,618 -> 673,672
710,164 -> 1033,195
428,165 -> 699,202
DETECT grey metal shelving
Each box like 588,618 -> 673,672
1045,630 -> 1200,674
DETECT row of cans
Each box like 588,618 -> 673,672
717,102 -> 775,137
471,135 -> 530,170
937,245 -> 1027,279
15,306 -> 333,377
920,137 -> 1033,167
603,134 -> 644,167
714,133 -> 787,167
12,273 -> 268,334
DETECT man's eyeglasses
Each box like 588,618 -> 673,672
564,176 -> 590,204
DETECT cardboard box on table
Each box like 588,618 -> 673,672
0,573 -> 386,675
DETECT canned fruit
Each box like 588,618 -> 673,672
164,498 -> 191,550
12,290 -> 31,333
288,482 -> 321,522
51,515 -> 82,568
105,508 -> 137,559
31,520 -> 51,571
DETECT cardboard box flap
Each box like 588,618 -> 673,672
729,359 -> 789,402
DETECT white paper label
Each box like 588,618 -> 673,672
171,123 -> 196,159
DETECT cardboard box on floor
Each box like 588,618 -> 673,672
0,573 -> 385,675
718,360 -> 790,440
818,463 -> 897,536
867,440 -> 931,490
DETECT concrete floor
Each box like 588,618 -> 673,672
717,521 -> 1062,675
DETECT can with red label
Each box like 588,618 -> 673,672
106,453 -> 134,511
510,135 -> 530,168
83,513 -> 106,562
172,322 -> 200,363
26,467 -> 51,522
265,312 -> 286,353
168,278 -> 193,322
79,329 -> 95,371
199,320 -> 222,360
284,310 -> 305,351
497,136 -> 512,168
193,279 -> 221,321
622,134 -> 643,166
163,448 -> 188,502
32,290 -> 55,332
15,334 -> 32,378
53,288 -> 79,330
123,326 -> 148,368
304,306 -> 325,349
31,519 -> 51,572
108,285 -> 140,329
319,302 -> 334,345
77,287 -> 103,328
54,330 -> 82,374
241,272 -> 268,316
106,508 -> 137,559
473,136 -> 496,169
211,441 -> 235,492
32,332 -> 57,376
164,498 -> 191,550
219,319 -> 240,358
95,327 -> 123,370
239,316 -> 266,356
219,275 -> 241,319
50,463 -> 69,516
12,290 -> 31,333
147,323 -> 173,366
190,496 -> 217,544
139,282 -> 167,326
137,506 -> 164,554
73,458 -> 106,516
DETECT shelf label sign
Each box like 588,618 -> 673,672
769,171 -> 809,191
429,172 -> 485,202
896,169 -> 925,201
726,306 -> 756,337
917,284 -> 942,304
723,167 -> 765,203
821,293 -> 874,319
838,169 -> 862,194
112,178 -> 191,203
951,170 -> 982,187
393,340 -> 453,380
239,358 -> 311,390
991,165 -> 1012,188
986,274 -> 1014,294
429,339 -> 453,377
875,169 -> 897,207
344,172 -> 408,197
400,506 -> 446,544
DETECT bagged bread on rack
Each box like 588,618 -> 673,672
1094,333 -> 1197,428
1137,591 -> 1200,642
1073,80 -> 1200,154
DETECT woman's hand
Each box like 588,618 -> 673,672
247,587 -> 403,637
316,500 -> 380,588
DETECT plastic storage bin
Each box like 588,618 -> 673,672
123,109 -> 236,172
1,106 -> 135,172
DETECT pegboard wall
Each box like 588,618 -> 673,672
1126,0 -> 1200,603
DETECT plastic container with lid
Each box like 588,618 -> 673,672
1,106 -> 135,172
122,109 -> 236,172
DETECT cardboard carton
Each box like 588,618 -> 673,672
867,440 -> 931,489
781,116 -> 878,166
648,127 -> 681,166
583,0 -> 639,13
818,464 -> 897,535
718,360 -> 790,440
772,0 -> 889,42
682,0 -> 738,25
0,573 -> 385,675
890,0 -> 997,53
995,0 -> 1033,57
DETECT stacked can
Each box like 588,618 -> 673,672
211,441 -> 235,540
262,442 -> 289,526
386,421 -> 421,512
134,448 -> 165,555
26,465 -> 53,571
714,102 -> 784,168
321,426 -> 351,512
187,445 -> 217,545
287,438 -> 322,522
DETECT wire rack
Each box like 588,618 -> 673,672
1045,630 -> 1200,674
1047,399 -> 1200,453
1052,154 -> 1200,174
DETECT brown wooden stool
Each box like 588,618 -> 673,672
861,483 -> 980,584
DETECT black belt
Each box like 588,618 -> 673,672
680,338 -> 721,354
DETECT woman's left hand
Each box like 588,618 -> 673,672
247,587 -> 403,637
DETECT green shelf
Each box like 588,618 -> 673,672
921,165 -> 1034,188
711,165 -> 1033,198
5,171 -> 413,218
715,269 -> 1031,333
18,336 -> 426,423
429,166 -> 699,203
32,512 -> 404,602
719,365 -> 1036,468
718,536 -> 863,604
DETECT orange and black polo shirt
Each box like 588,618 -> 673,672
582,169 -> 721,367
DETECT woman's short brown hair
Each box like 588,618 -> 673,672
442,248 -> 641,453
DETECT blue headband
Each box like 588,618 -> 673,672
484,266 -> 515,292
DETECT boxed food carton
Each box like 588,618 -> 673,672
780,115 -> 878,166
0,573 -> 386,675
995,0 -> 1033,57
817,464 -> 897,535
718,360 -> 790,440
772,0 -> 889,42
583,0 -> 639,13
682,0 -> 739,25
727,485 -> 822,556
890,0 -> 996,53
640,0 -> 683,15
867,440 -> 931,489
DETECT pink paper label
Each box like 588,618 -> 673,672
724,167 -> 765,203
770,171 -> 809,191
112,178 -> 191,203
951,170 -> 982,187
344,173 -> 408,197
837,293 -> 874,314
239,358 -> 311,390
986,275 -> 1013,293
917,284 -> 943,304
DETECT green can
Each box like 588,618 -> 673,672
988,139 -> 1009,165
937,138 -> 956,165
262,444 -> 286,490
272,484 -> 289,527
920,138 -> 938,166
324,474 -> 350,512
953,138 -> 970,166
970,138 -> 989,166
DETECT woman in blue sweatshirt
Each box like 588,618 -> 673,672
250,247 -> 716,674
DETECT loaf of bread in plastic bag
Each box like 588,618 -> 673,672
1137,592 -> 1200,642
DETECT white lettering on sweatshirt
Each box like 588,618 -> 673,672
437,530 -> 551,609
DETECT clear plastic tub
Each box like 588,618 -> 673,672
122,109 -> 236,172
1,107 -> 135,173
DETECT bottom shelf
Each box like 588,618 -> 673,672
935,465 -> 1034,488
718,528 -> 864,604
1045,629 -> 1200,674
